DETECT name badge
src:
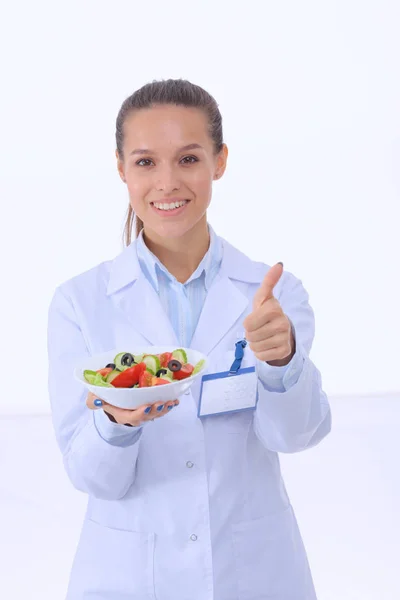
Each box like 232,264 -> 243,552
198,339 -> 258,418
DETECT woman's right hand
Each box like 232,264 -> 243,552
86,392 -> 179,427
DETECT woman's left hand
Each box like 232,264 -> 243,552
243,263 -> 295,366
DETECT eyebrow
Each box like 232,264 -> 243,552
129,143 -> 204,157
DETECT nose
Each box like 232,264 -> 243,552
154,164 -> 181,193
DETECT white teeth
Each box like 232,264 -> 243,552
153,200 -> 187,211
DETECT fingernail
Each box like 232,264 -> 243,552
167,405 -> 174,410
144,406 -> 152,414
157,405 -> 165,412
278,261 -> 284,267
94,399 -> 103,407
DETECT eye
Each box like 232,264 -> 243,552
136,158 -> 154,167
181,155 -> 198,164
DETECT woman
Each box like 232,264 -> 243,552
47,78 -> 331,600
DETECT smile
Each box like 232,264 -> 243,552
150,200 -> 190,216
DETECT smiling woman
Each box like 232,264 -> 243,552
47,77 -> 331,600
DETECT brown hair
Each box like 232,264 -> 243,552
115,78 -> 224,247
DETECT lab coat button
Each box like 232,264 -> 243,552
190,534 -> 198,541
186,461 -> 194,468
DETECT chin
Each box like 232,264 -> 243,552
151,221 -> 192,239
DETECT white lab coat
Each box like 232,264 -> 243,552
47,235 -> 331,600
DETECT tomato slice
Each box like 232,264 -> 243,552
153,377 -> 170,386
96,367 -> 113,377
159,352 -> 173,368
139,370 -> 154,388
112,362 -> 146,388
172,363 -> 194,381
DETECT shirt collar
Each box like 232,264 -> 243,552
136,224 -> 223,292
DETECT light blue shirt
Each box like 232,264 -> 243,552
136,224 -> 223,349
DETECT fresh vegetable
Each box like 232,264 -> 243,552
142,354 -> 160,375
96,367 -> 113,377
172,363 -> 194,381
106,370 -> 122,384
111,362 -> 147,388
192,359 -> 205,375
172,349 -> 187,364
153,377 -> 170,386
139,370 -> 154,388
83,349 -> 205,389
83,370 -> 113,387
159,352 -> 173,368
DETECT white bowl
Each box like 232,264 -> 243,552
73,346 -> 208,409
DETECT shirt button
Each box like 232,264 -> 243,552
190,534 -> 198,541
186,461 -> 194,468
185,390 -> 190,395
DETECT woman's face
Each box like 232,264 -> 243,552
117,104 -> 228,239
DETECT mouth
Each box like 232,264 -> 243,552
150,199 -> 190,216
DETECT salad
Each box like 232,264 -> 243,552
83,348 -> 205,389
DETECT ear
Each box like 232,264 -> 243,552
214,143 -> 228,180
116,150 -> 126,182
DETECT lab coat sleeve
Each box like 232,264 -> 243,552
253,271 -> 332,453
47,286 -> 143,500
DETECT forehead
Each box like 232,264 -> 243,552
123,104 -> 212,151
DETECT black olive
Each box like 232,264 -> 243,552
167,359 -> 182,372
105,363 -> 116,370
121,353 -> 136,367
156,368 -> 168,377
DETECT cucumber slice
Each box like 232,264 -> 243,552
160,373 -> 174,382
134,354 -> 144,363
105,369 -> 121,383
192,359 -> 206,375
114,352 -> 130,371
142,354 -> 160,375
172,348 -> 187,364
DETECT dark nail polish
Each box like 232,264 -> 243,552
157,405 -> 165,412
167,405 -> 174,410
144,406 -> 152,414
278,261 -> 284,267
94,399 -> 103,407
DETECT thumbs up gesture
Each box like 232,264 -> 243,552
243,263 -> 295,366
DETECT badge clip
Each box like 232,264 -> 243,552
229,339 -> 247,374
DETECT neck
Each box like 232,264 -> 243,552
142,217 -> 210,283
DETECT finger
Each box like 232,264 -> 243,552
253,344 -> 293,363
248,332 -> 289,355
149,401 -> 175,418
244,298 -> 281,333
86,392 -> 109,410
245,316 -> 288,343
253,263 -> 284,311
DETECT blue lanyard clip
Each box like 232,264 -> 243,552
229,339 -> 247,374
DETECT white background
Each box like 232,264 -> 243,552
0,1 -> 399,599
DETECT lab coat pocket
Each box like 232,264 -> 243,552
67,518 -> 156,599
232,506 -> 301,599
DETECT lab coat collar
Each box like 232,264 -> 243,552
106,232 -> 264,355
107,234 -> 263,297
